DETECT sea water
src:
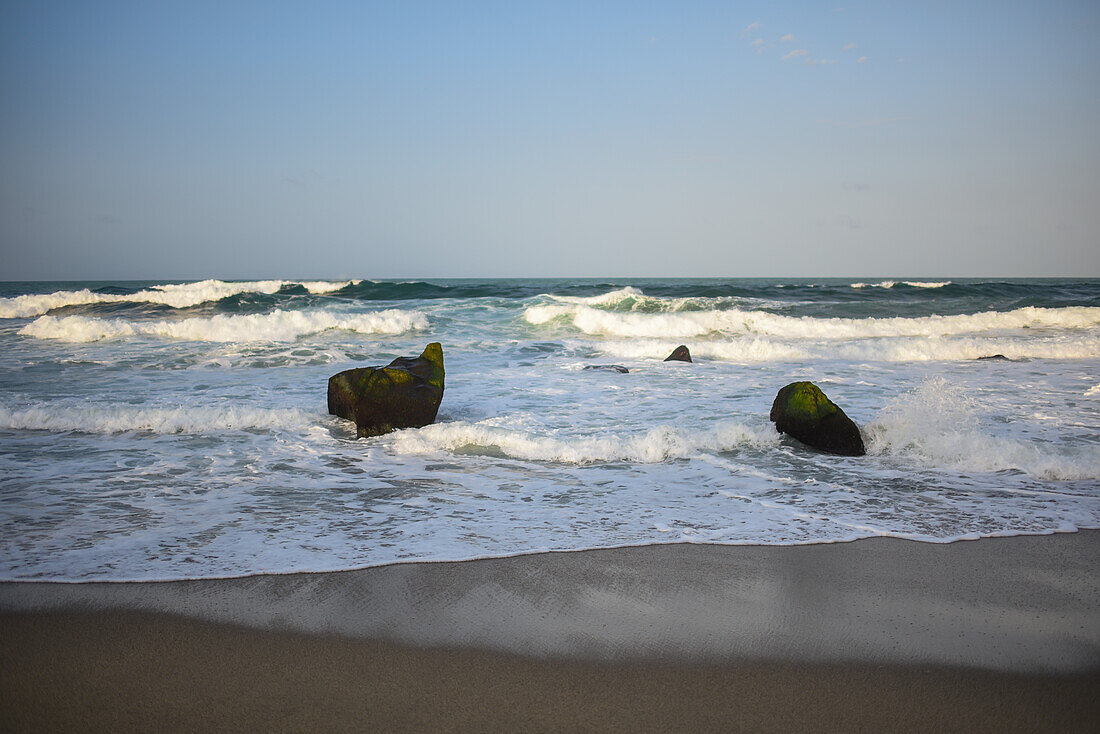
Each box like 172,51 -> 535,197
1,278 -> 1097,580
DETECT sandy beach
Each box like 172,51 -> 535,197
2,531 -> 1098,732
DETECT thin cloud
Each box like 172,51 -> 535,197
857,56 -> 868,63
780,33 -> 794,42
842,42 -> 857,51
750,38 -> 765,47
781,49 -> 809,60
743,21 -> 763,36
805,59 -> 838,66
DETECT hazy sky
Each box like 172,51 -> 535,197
1,1 -> 1098,279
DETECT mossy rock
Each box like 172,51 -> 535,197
328,343 -> 445,437
769,381 -> 865,456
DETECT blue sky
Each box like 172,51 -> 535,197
1,1 -> 1097,279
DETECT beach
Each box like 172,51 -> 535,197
3,531 -> 1097,732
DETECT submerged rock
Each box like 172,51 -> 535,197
328,343 -> 445,438
769,382 -> 865,456
583,364 -> 629,373
664,345 -> 692,363
977,354 -> 1010,361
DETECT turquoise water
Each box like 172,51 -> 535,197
2,278 -> 1098,580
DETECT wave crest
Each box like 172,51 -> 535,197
526,303 -> 1100,340
0,279 -> 354,318
18,309 -> 427,343
850,280 -> 952,289
0,404 -> 318,434
866,378 -> 1100,480
390,420 -> 779,464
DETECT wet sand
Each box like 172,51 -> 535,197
2,531 -> 1098,732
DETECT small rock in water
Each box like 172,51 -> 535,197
977,354 -> 1010,361
769,381 -> 865,456
583,365 -> 629,373
664,345 -> 692,362
327,343 -> 445,438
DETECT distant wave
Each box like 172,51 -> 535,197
525,303 -> 1100,340
538,286 -> 758,314
0,404 -> 319,434
0,279 -> 354,318
390,420 -> 779,464
866,378 -> 1100,480
850,280 -> 952,289
19,308 -> 427,343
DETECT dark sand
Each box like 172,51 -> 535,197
2,531 -> 1098,732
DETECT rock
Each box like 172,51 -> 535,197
328,343 -> 445,437
977,354 -> 1009,361
769,382 -> 865,456
583,365 -> 629,373
664,345 -> 692,363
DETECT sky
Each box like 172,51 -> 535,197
1,0 -> 1098,279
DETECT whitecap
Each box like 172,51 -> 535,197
0,404 -> 319,434
18,308 -> 427,343
389,420 -> 779,464
0,279 -> 355,318
525,303 -> 1100,340
866,377 -> 1100,480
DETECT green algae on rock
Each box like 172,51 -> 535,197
328,343 -> 445,438
769,381 -> 865,456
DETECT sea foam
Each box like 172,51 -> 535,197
851,280 -> 952,289
19,308 -> 427,343
0,279 -> 354,318
588,336 -> 1100,363
526,303 -> 1100,340
0,404 -> 319,434
390,420 -> 779,464
866,378 -> 1100,480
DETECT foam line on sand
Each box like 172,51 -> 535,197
2,532 -> 1097,673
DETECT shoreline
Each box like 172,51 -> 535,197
3,531 -> 1097,732
4,525 -> 1097,586
3,531 -> 1097,672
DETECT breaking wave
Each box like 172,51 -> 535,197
850,280 -> 952,289
0,279 -> 354,318
19,309 -> 427,343
0,404 -> 319,434
390,420 -> 779,464
590,336 -> 1100,363
866,378 -> 1100,480
525,303 -> 1100,340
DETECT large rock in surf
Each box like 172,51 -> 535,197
328,343 -> 445,438
769,382 -> 865,456
664,345 -> 692,362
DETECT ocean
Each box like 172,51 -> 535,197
1,277 -> 1098,581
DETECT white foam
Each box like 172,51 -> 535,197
0,404 -> 319,434
850,280 -> 951,289
590,336 -> 1100,363
389,420 -> 779,464
18,308 -> 427,343
0,279 -> 354,318
592,338 -> 811,362
526,303 -> 1100,340
866,378 -> 1100,480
